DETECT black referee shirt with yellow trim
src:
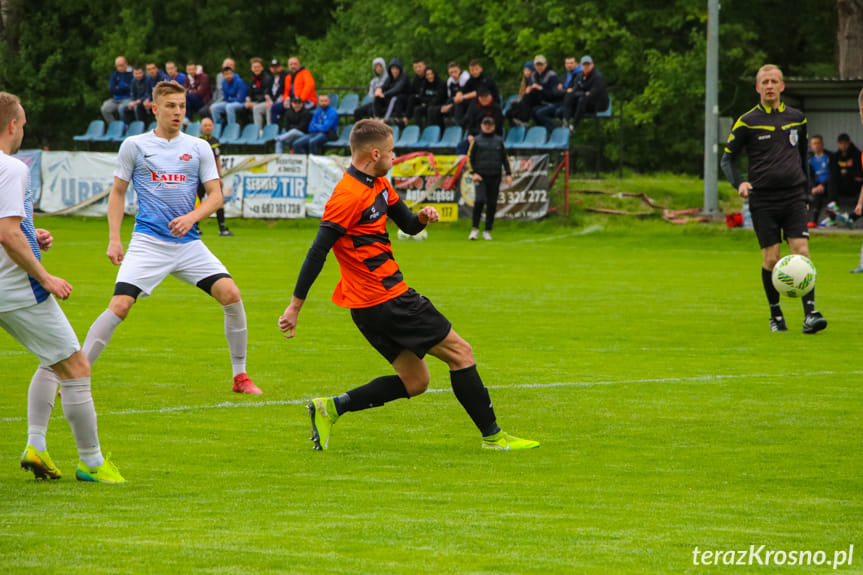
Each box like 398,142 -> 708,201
721,102 -> 808,196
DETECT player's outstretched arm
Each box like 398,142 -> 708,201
169,179 -> 223,238
107,177 -> 130,265
389,200 -> 438,235
0,216 -> 71,299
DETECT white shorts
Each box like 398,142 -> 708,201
0,296 -> 80,366
115,232 -> 230,297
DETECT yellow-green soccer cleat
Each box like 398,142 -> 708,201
482,431 -> 540,451
75,454 -> 126,484
308,397 -> 340,451
20,445 -> 62,480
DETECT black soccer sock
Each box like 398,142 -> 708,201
334,375 -> 409,415
802,288 -> 816,316
761,267 -> 782,318
216,208 -> 227,230
450,365 -> 500,437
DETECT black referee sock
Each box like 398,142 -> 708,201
334,375 -> 409,415
761,267 -> 783,318
802,288 -> 816,316
450,365 -> 500,437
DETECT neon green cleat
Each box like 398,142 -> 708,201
20,445 -> 62,480
308,397 -> 340,451
75,454 -> 126,484
482,431 -> 540,451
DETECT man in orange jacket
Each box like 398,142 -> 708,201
271,57 -> 317,126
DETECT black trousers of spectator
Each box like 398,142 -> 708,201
413,103 -> 430,127
354,102 -> 375,122
808,188 -> 830,223
473,175 -> 501,231
374,95 -> 406,120
427,102 -> 465,128
563,91 -> 601,126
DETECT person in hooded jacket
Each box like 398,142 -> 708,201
354,58 -> 388,122
374,58 -> 409,124
414,67 -> 447,127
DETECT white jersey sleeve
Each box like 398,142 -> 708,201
0,158 -> 28,219
114,138 -> 138,182
197,138 -> 219,184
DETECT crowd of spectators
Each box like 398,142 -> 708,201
97,52 -> 609,153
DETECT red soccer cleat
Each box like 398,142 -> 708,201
232,373 -> 263,395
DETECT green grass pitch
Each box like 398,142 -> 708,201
0,216 -> 860,574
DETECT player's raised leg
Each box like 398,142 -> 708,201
82,293 -> 133,365
210,276 -> 262,394
428,329 -> 539,451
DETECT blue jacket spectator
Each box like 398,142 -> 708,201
165,61 -> 186,86
101,56 -> 134,123
293,94 -> 339,154
210,69 -> 248,126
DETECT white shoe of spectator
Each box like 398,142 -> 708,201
483,231 -> 492,241
468,228 -> 479,240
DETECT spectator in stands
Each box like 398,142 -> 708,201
374,58 -> 409,125
244,58 -> 274,132
534,56 -> 581,130
165,61 -> 187,86
457,60 -> 500,109
201,57 -> 236,118
467,116 -> 512,241
414,66 -> 446,127
184,62 -> 212,121
101,56 -> 133,124
563,55 -> 609,131
274,97 -> 313,153
504,61 -> 536,127
293,94 -> 339,154
272,57 -> 317,125
198,117 -> 233,237
404,59 -> 427,127
354,57 -> 387,121
142,62 -> 169,121
463,87 -> 504,137
428,61 -> 470,128
834,133 -> 863,212
523,55 -> 561,128
807,135 -> 835,225
210,67 -> 248,127
266,59 -> 289,125
124,64 -> 149,124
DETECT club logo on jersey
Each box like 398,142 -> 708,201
789,129 -> 798,146
179,154 -> 192,161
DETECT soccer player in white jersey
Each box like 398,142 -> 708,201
82,81 -> 262,394
0,92 -> 125,483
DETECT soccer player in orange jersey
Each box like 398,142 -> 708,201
279,119 -> 539,451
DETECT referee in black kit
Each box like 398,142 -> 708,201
721,64 -> 827,334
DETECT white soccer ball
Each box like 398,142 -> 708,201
396,229 -> 428,241
772,255 -> 816,298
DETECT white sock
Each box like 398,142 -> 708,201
82,309 -> 123,366
859,243 -> 863,267
224,301 -> 247,378
60,377 -> 104,468
27,366 -> 58,451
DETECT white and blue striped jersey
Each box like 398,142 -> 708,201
115,131 -> 219,243
0,151 -> 48,312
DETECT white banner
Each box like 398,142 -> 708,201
306,155 -> 351,218
224,154 -> 308,219
39,151 -> 137,216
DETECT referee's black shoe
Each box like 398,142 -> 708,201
802,312 -> 828,334
769,316 -> 788,332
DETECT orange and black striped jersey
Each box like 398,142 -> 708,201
320,165 -> 409,308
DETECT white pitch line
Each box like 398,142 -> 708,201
510,225 -> 604,243
0,369 -> 858,424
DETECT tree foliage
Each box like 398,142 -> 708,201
0,0 -> 837,173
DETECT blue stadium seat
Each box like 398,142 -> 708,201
256,123 -> 280,144
336,93 -> 359,117
503,125 -> 525,148
184,121 -> 201,138
394,125 -> 419,148
360,94 -> 373,106
502,95 -> 519,117
219,123 -> 242,144
327,93 -> 339,110
390,124 -> 400,143
211,123 -> 223,140
147,121 -> 158,131
325,124 -> 354,147
93,121 -> 126,142
594,94 -> 613,118
233,124 -> 260,146
414,125 -> 441,148
539,127 -> 571,150
123,121 -> 146,140
73,120 -> 105,142
429,126 -> 462,149
510,126 -> 547,150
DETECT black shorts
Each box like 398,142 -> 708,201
749,187 -> 809,249
350,288 -> 452,364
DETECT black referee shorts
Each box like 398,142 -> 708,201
350,288 -> 453,364
749,186 -> 809,249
